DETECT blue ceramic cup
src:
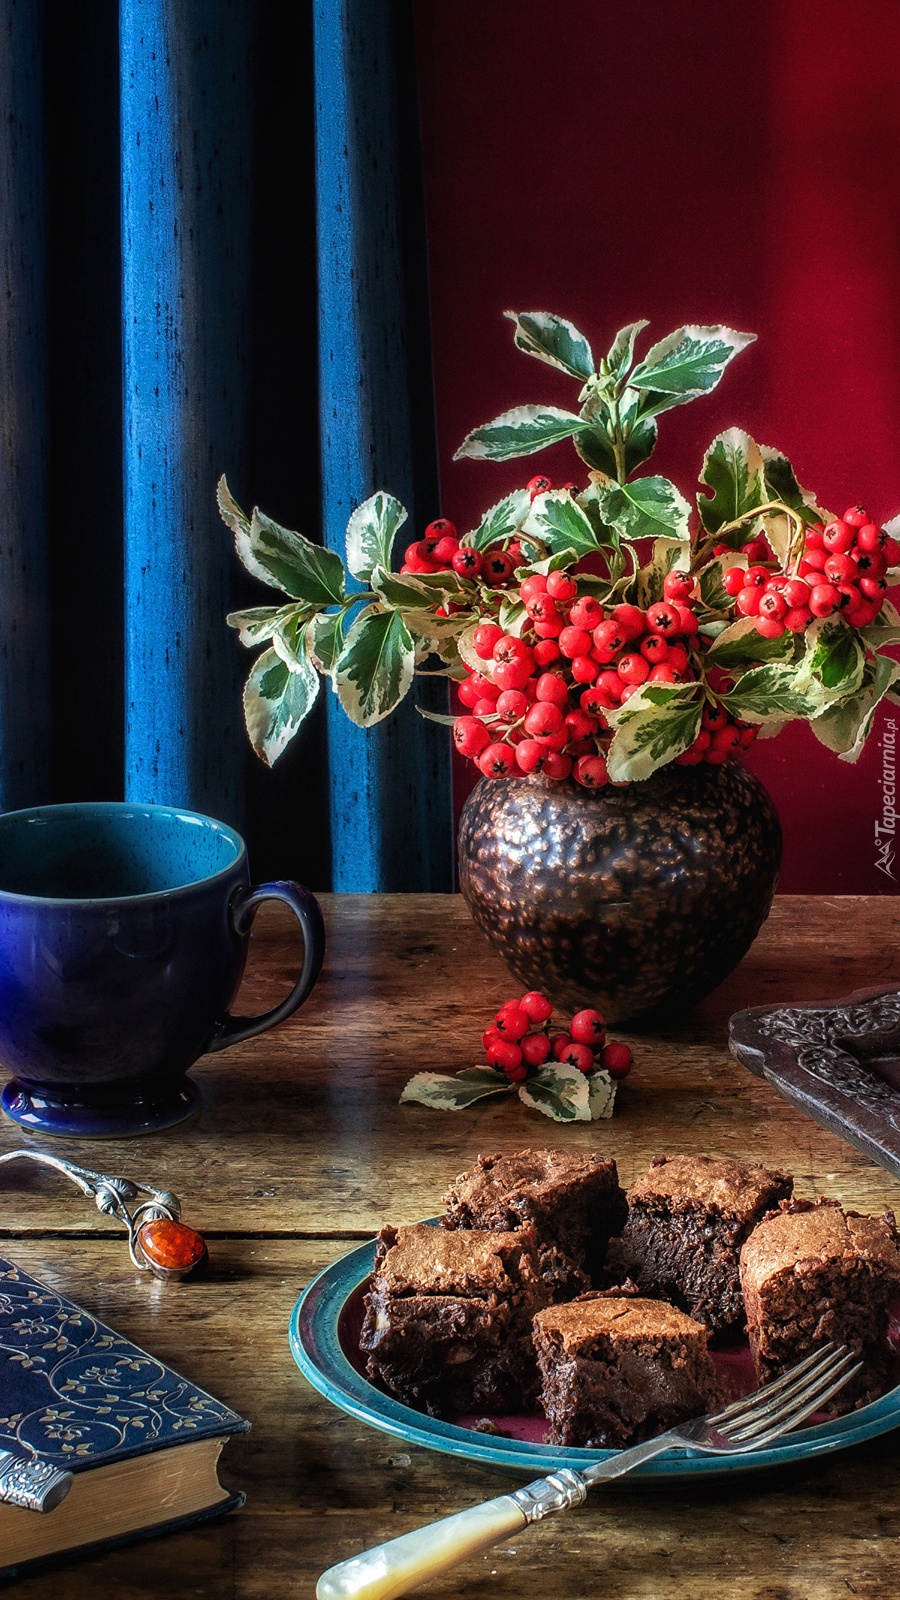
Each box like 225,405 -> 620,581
0,802 -> 325,1137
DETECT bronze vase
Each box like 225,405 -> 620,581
457,762 -> 782,1026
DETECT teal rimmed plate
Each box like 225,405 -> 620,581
289,1232 -> 900,1481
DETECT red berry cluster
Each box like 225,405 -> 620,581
723,508 -> 899,638
455,568 -> 707,785
674,687 -> 758,766
483,992 -> 634,1083
402,516 -> 524,590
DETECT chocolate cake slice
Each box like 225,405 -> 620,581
442,1148 -> 626,1287
740,1198 -> 900,1411
359,1223 -> 550,1415
533,1293 -> 722,1448
606,1153 -> 793,1335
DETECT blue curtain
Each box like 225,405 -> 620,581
0,0 -> 452,892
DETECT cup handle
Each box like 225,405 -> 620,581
207,881 -> 326,1052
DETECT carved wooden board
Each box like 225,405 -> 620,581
729,984 -> 900,1182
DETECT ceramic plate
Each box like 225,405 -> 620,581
289,1230 -> 900,1481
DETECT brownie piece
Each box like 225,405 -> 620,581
533,1293 -> 722,1448
359,1223 -> 550,1415
606,1153 -> 793,1335
442,1148 -> 626,1286
740,1198 -> 900,1411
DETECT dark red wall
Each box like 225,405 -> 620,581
413,0 -> 900,893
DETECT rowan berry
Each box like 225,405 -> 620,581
736,587 -> 762,617
667,644 -> 690,674
824,553 -> 856,585
474,622 -> 504,659
478,742 -> 516,778
433,536 -> 460,565
784,606 -> 812,632
574,753 -> 609,788
601,1042 -> 633,1078
487,1039 -> 523,1070
535,672 -> 570,707
561,1041 -> 595,1073
711,725 -> 741,751
527,594 -> 562,627
742,538 -> 769,563
452,546 -> 482,578
646,602 -> 680,636
883,537 -> 900,566
649,663 -> 678,683
571,655 -> 600,684
799,550 -> 827,574
592,620 -> 628,661
532,614 -> 565,640
758,591 -> 787,621
853,547 -> 887,579
591,672 -> 624,707
842,506 -> 869,527
723,567 -> 747,597
744,566 -> 770,589
676,606 -> 698,635
859,576 -> 887,601
453,717 -> 491,757
483,550 -> 516,585
533,638 -> 562,666
580,684 -> 614,717
703,704 -> 728,731
482,1026 -> 502,1051
641,634 -> 669,663
559,625 -> 593,659
855,523 -> 885,552
755,616 -> 785,639
543,750 -> 573,780
515,739 -> 548,774
822,518 -> 854,554
494,689 -> 529,722
570,1008 -> 607,1045
527,475 -> 552,498
804,526 -> 826,549
566,708 -> 599,740
546,570 -> 577,601
783,578 -> 811,608
494,1006 -> 530,1040
663,571 -> 695,603
550,1032 -> 573,1060
611,604 -> 645,640
521,990 -> 553,1024
520,574 -> 548,604
521,1032 -> 551,1066
568,596 -> 602,631
617,653 -> 650,685
504,1062 -> 529,1082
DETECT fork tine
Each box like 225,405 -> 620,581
726,1350 -> 858,1441
709,1342 -> 840,1427
740,1362 -> 864,1449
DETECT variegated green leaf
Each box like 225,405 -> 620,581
370,564 -> 459,611
587,1070 -> 617,1120
335,607 -> 416,727
521,491 -> 605,559
454,405 -> 589,462
272,611 -> 314,673
628,325 -> 756,418
399,1067 -> 512,1110
721,662 -> 829,723
250,508 -> 346,604
572,423 -> 617,477
498,596 -> 528,637
306,610 -> 347,678
636,536 -> 691,608
517,1062 -> 594,1122
242,645 -> 320,767
812,654 -> 900,762
706,615 -> 798,668
606,687 -> 703,781
605,320 -> 649,383
503,310 -> 595,379
698,428 -> 766,534
345,492 -> 408,583
590,474 -> 692,543
697,552 -> 746,612
465,489 -> 533,551
218,476 -> 274,587
761,446 -> 830,525
226,602 -> 300,647
797,617 -> 865,698
862,598 -> 900,647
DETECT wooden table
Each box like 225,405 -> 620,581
4,893 -> 900,1599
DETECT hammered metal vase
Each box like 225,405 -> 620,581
457,762 -> 782,1026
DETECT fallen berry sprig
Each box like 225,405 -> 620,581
400,989 -> 633,1123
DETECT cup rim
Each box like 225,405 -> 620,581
0,800 -> 247,906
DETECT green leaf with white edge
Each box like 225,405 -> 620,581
590,473 -> 692,544
498,596 -> 528,637
636,536 -> 691,608
226,602 -> 301,647
503,310 -> 594,380
697,552 -> 747,613
250,508 -> 346,604
272,611 -> 314,674
218,475 -> 274,587
587,1070 -> 617,1120
697,428 -> 766,534
812,654 -> 900,762
572,423 -> 617,477
399,1067 -> 513,1110
862,598 -> 900,647
628,325 -> 757,417
370,564 -> 460,612
607,679 -> 702,724
456,622 -> 489,675
306,610 -> 347,678
345,492 -> 407,584
706,614 -> 798,668
334,606 -> 416,727
605,320 -> 650,384
606,693 -> 704,783
761,446 -> 830,525
243,645 -> 320,767
575,483 -> 622,550
464,489 -> 533,551
416,707 -> 462,727
617,390 -> 660,474
797,616 -> 866,697
517,1062 -> 594,1123
454,405 -> 590,463
521,490 -> 605,559
721,662 -> 830,724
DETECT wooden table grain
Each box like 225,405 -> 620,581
3,893 -> 900,1599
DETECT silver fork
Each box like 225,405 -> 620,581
316,1342 -> 859,1600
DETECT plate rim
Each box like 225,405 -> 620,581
289,1229 -> 900,1480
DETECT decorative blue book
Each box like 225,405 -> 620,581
0,1255 -> 248,1574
